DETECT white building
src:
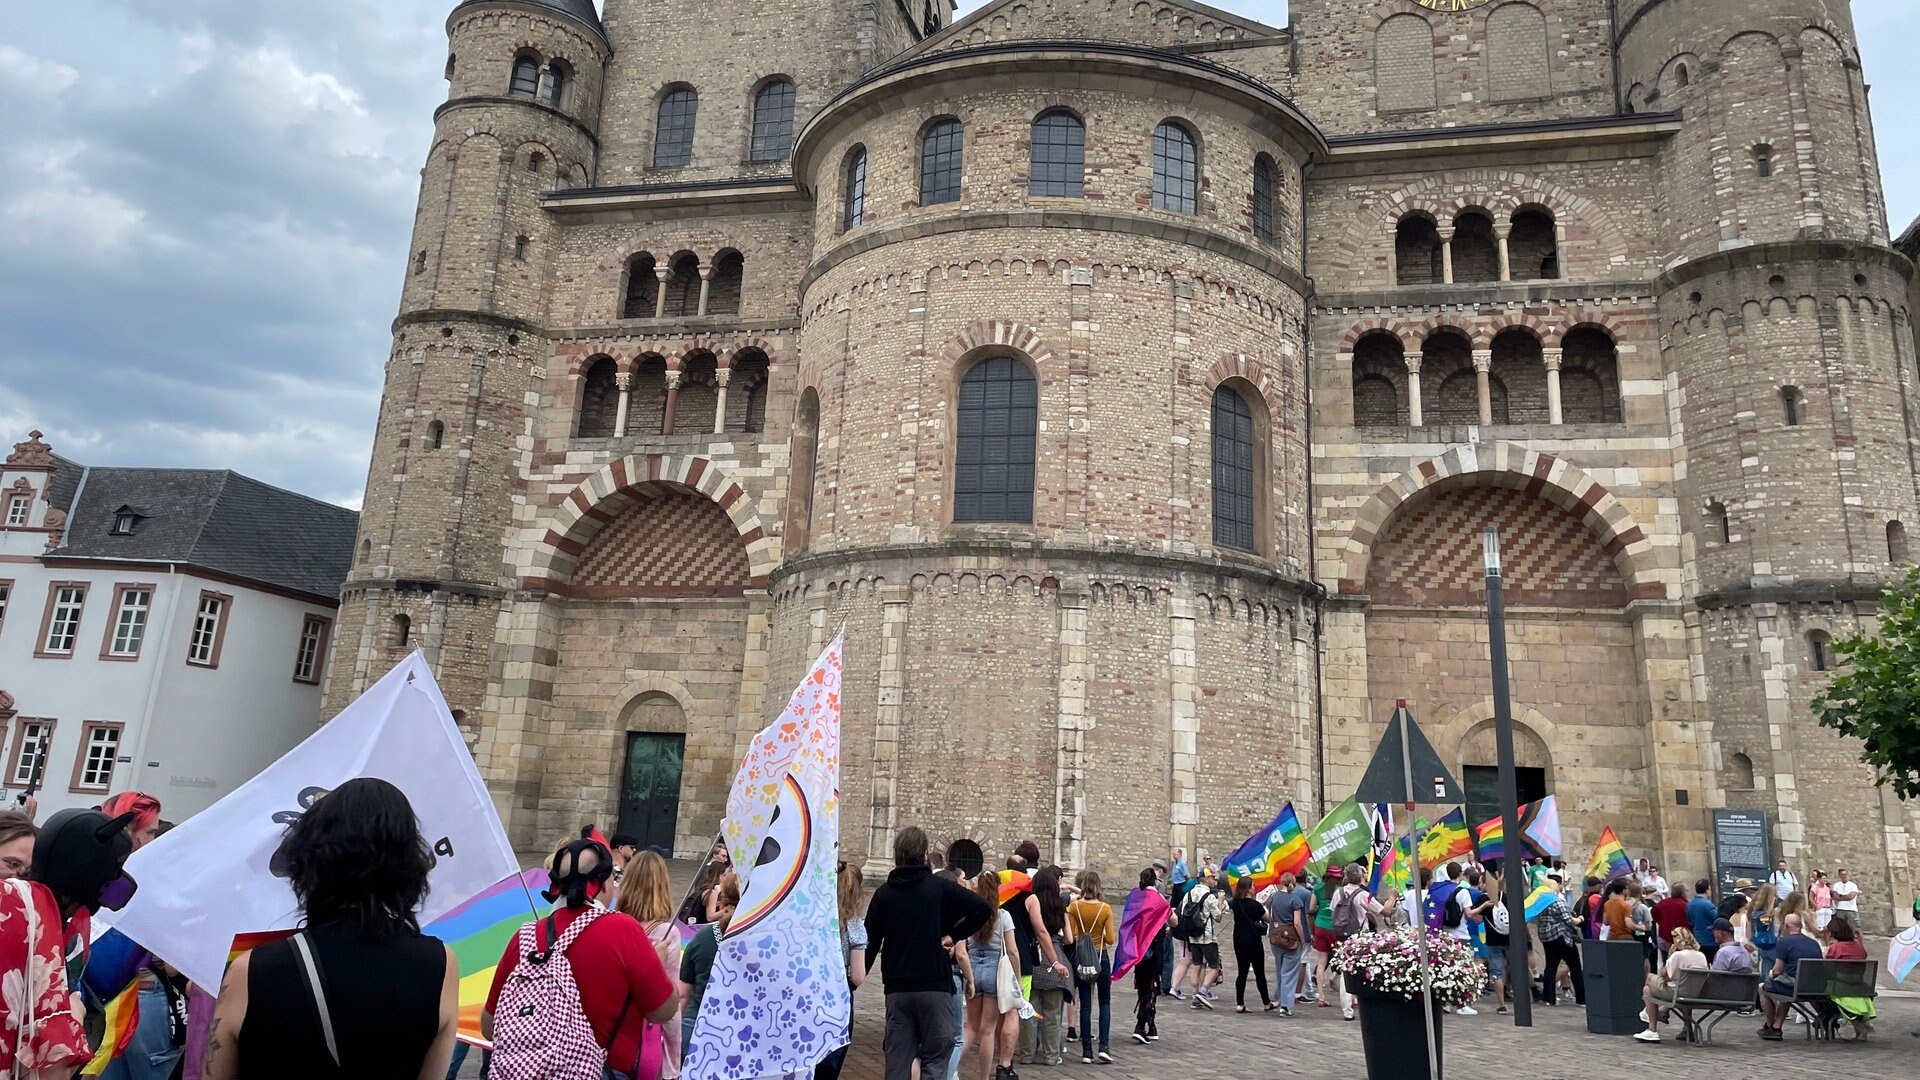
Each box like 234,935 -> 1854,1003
0,430 -> 357,820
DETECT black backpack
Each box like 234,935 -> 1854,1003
1175,885 -> 1210,941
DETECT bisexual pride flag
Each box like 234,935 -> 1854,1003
1223,802 -> 1311,891
1113,886 -> 1173,980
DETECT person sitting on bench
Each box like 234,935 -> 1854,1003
1757,912 -> 1821,1040
1635,928 -> 1708,1042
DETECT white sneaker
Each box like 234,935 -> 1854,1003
1456,1006 -> 1477,1016
1638,1009 -> 1650,1023
1633,1030 -> 1661,1043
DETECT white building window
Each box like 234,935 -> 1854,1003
293,614 -> 331,684
105,586 -> 152,658
39,584 -> 87,656
9,720 -> 53,787
186,591 -> 231,667
0,580 -> 11,637
74,722 -> 121,793
4,495 -> 28,527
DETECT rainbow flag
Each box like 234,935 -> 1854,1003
997,868 -> 1034,905
78,987 -> 140,1076
1585,826 -> 1632,885
1112,886 -> 1173,980
1368,833 -> 1414,895
1223,802 -> 1311,890
422,868 -> 552,1047
1417,807 -> 1473,870
1474,815 -> 1507,862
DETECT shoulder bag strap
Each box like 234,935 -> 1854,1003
11,879 -> 39,1080
290,932 -> 341,1069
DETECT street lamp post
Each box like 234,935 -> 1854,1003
1483,526 -> 1532,1027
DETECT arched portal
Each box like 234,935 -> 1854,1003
615,690 -> 688,853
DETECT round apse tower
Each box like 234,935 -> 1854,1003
779,43 -> 1329,878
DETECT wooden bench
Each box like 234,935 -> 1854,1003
1771,958 -> 1879,1041
1644,968 -> 1762,1046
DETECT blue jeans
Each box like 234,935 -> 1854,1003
947,975 -> 966,1080
446,1043 -> 490,1079
98,984 -> 183,1080
1272,944 -> 1305,1011
1076,955 -> 1111,1057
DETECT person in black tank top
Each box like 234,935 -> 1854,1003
204,778 -> 459,1080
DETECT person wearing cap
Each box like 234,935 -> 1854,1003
0,805 -> 141,1073
1707,918 -> 1753,972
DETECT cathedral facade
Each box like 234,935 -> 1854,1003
326,0 -> 1920,922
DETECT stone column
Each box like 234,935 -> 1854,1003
1168,596 -> 1199,857
661,370 -> 681,436
612,371 -> 633,437
712,368 -> 730,434
1473,348 -> 1494,425
1543,347 -> 1565,425
1405,351 -> 1424,427
696,266 -> 713,317
1439,227 -> 1455,285
1495,224 -> 1512,282
652,267 -> 669,318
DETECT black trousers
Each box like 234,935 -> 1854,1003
1540,938 -> 1584,1004
1233,941 -> 1270,1006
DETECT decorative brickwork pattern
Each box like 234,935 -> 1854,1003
572,487 -> 752,597
1367,483 -> 1627,608
1376,13 -> 1437,114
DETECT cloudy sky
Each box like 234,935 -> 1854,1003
4,1 -> 1917,508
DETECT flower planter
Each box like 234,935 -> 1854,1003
1349,976 -> 1445,1080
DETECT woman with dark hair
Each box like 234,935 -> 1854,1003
205,778 -> 459,1080
1825,914 -> 1868,960
1228,876 -> 1274,1012
1025,866 -> 1072,1067
0,810 -> 35,881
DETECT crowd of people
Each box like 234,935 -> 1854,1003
2,791 -> 1915,1080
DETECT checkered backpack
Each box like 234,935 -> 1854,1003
489,908 -> 613,1080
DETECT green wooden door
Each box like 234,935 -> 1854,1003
618,732 -> 684,855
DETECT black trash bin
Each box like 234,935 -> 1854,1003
1581,939 -> 1648,1035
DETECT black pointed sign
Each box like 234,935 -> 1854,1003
1355,702 -> 1465,804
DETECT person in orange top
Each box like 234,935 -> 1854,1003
1601,878 -> 1635,941
1066,871 -> 1117,1065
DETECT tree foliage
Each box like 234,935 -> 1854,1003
1811,566 -> 1920,800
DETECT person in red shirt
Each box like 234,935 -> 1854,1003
484,832 -> 679,1080
1649,882 -> 1693,961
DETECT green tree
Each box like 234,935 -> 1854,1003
1811,566 -> 1920,799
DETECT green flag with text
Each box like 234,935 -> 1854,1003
1305,795 -> 1372,876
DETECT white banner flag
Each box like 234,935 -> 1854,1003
104,652 -> 519,991
685,635 -> 847,1080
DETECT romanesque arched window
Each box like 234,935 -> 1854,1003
1395,214 -> 1442,286
1490,327 -> 1548,425
1352,333 -> 1406,427
920,118 -> 964,205
1728,752 -> 1754,790
538,61 -> 568,108
390,613 -> 412,648
708,250 -> 743,316
661,252 -> 700,317
1780,385 -> 1802,426
1375,13 -> 1436,113
654,87 -> 698,167
843,147 -> 868,229
1252,154 -> 1277,242
1706,500 -> 1730,544
1029,110 -> 1085,198
1890,520 -> 1909,564
509,55 -> 539,98
954,356 -> 1037,523
750,79 -> 796,161
1808,630 -> 1831,672
1211,384 -> 1262,553
623,253 -> 658,318
1451,209 -> 1500,283
578,357 -> 620,438
1486,2 -> 1550,102
1151,122 -> 1197,213
426,420 -> 445,451
1560,326 -> 1622,423
1509,206 -> 1558,280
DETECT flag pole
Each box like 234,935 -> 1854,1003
1484,526 -> 1532,1028
1396,702 -> 1440,1080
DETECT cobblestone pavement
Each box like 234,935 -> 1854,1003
833,980 -> 1919,1080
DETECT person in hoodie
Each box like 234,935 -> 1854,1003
866,826 -> 993,1080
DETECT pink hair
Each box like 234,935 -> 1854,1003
100,791 -> 162,834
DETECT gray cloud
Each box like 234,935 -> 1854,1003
1,0 -> 1915,508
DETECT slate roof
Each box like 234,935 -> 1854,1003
46,467 -> 359,602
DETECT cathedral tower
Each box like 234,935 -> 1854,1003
1619,0 -> 1919,897
325,0 -> 610,740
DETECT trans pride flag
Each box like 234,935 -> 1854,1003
1473,795 -> 1563,862
1890,924 -> 1920,984
1112,886 -> 1173,980
1223,802 -> 1311,890
422,868 -> 552,1046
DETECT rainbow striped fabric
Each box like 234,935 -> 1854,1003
1474,815 -> 1507,863
1585,826 -> 1632,884
1417,807 -> 1474,870
1369,833 -> 1414,895
422,868 -> 552,1046
997,868 -> 1034,905
1223,802 -> 1311,890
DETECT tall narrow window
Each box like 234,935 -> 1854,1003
1152,122 -> 1197,213
9,721 -> 52,787
1780,386 -> 1801,426
73,723 -> 121,793
186,591 -> 230,667
294,614 -> 331,684
953,357 -> 1037,524
843,148 -> 868,229
538,62 -> 567,107
4,494 -> 27,526
1753,144 -> 1773,178
426,420 -> 445,450
1706,501 -> 1730,544
391,613 -> 412,648
750,80 -> 796,161
104,586 -> 152,658
1212,385 -> 1258,552
509,55 -> 539,97
39,583 -> 87,656
623,253 -> 658,318
1889,520 -> 1909,564
654,88 -> 698,167
920,118 -> 964,205
1808,631 -> 1830,672
1029,111 -> 1084,197
1251,154 -> 1276,241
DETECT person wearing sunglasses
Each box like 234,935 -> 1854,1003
1,805 -> 143,1074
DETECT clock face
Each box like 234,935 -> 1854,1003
1411,0 -> 1494,10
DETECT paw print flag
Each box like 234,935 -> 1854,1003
99,652 -> 519,993
685,634 -> 847,1080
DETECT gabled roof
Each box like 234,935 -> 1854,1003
46,468 -> 358,602
1896,214 -> 1920,259
902,0 -> 1285,63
